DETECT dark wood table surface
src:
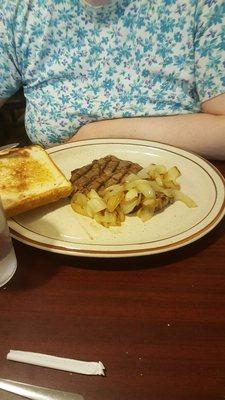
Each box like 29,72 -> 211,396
1,162 -> 225,400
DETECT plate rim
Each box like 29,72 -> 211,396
9,139 -> 225,258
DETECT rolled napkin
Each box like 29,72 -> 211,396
7,350 -> 105,376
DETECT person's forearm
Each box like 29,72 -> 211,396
71,113 -> 225,160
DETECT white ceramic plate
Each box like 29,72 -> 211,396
9,139 -> 225,258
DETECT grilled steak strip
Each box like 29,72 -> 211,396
70,155 -> 142,195
70,155 -> 111,184
71,156 -> 117,193
103,160 -> 141,187
82,158 -> 121,194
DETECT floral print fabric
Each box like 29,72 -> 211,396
0,0 -> 225,147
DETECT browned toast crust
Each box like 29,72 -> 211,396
5,186 -> 72,218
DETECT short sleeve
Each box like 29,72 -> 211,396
194,0 -> 225,103
0,5 -> 22,99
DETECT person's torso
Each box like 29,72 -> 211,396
12,0 -> 199,146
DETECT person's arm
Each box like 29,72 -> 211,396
0,5 -> 22,108
68,93 -> 225,160
69,1 -> 225,160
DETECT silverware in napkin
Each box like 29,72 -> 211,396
0,378 -> 84,400
0,143 -> 20,152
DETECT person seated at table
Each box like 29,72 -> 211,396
0,0 -> 225,159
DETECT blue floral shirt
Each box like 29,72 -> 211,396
0,0 -> 225,147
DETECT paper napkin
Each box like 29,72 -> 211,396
7,350 -> 105,376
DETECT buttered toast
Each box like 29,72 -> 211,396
0,145 -> 72,217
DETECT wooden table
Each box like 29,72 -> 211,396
1,162 -> 225,400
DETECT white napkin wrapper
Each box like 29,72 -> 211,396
7,350 -> 105,376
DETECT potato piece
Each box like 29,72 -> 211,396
117,206 -> 125,223
120,198 -> 140,214
71,202 -> 88,217
125,179 -> 155,198
124,173 -> 139,183
88,189 -> 103,200
71,192 -> 88,207
124,180 -> 138,191
142,198 -> 156,208
107,191 -> 124,213
94,212 -> 108,226
163,166 -> 181,189
101,210 -> 119,227
149,181 -> 174,197
125,188 -> 138,201
136,206 -> 154,222
147,164 -> 167,179
154,165 -> 167,175
163,180 -> 180,189
103,184 -> 124,201
87,197 -> 107,214
155,176 -> 163,186
165,166 -> 181,181
135,179 -> 155,198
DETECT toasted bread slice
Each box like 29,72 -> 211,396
0,145 -> 72,217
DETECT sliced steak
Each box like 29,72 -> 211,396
70,155 -> 142,195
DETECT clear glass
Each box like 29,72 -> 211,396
0,198 -> 17,287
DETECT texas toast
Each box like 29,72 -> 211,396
0,145 -> 72,217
